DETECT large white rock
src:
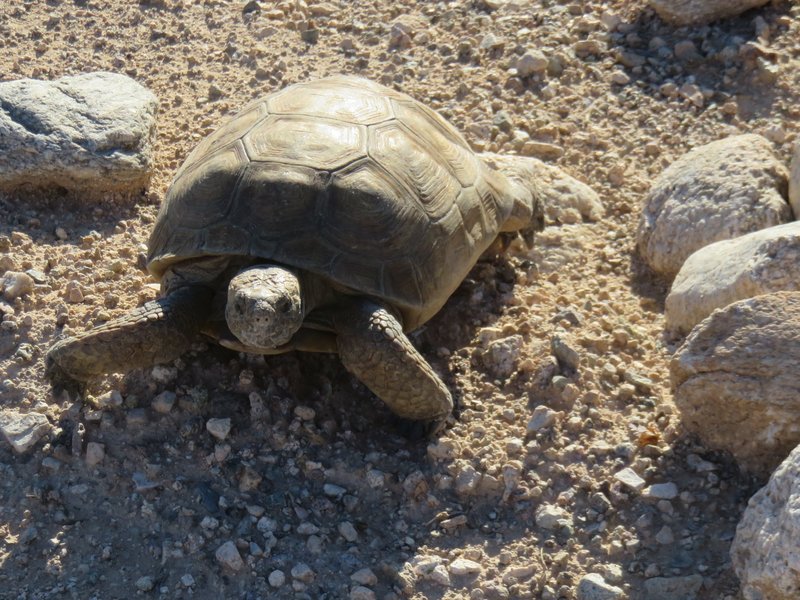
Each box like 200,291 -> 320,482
637,134 -> 791,279
671,292 -> 800,476
731,443 -> 800,600
649,0 -> 770,26
0,71 -> 157,196
790,141 -> 800,218
666,221 -> 800,334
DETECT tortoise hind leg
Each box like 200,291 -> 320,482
332,299 -> 453,426
46,285 -> 213,384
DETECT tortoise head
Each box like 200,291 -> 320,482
225,265 -> 304,349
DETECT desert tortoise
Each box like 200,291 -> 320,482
47,76 -> 543,424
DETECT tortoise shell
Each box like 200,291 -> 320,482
147,76 -> 517,330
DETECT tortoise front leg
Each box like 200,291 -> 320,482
333,299 -> 453,424
46,285 -> 213,384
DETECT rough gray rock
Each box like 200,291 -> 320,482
671,292 -> 800,476
0,71 -> 157,196
637,134 -> 790,279
731,443 -> 800,600
649,0 -> 770,26
0,410 -> 51,453
482,153 -> 604,225
790,141 -> 800,217
666,221 -> 800,334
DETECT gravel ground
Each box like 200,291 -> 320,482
1,1 -> 798,599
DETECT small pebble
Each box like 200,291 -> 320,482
206,417 -> 231,440
339,521 -> 359,542
351,568 -> 378,586
151,390 -> 176,414
614,467 -> 646,492
1,271 -> 34,301
85,442 -> 105,466
269,570 -> 286,587
350,586 -> 376,600
643,482 -> 678,500
135,576 -> 155,592
527,406 -> 557,433
291,563 -> 315,583
215,541 -> 244,571
449,558 -> 482,575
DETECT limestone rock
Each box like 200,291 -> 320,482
0,72 -> 157,196
790,141 -> 800,218
637,134 -> 790,279
649,0 -> 770,26
0,410 -> 51,453
731,443 -> 800,600
482,153 -> 604,225
671,292 -> 800,476
666,222 -> 800,334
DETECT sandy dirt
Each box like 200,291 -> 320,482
0,1 -> 798,599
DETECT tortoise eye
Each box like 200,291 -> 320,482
277,299 -> 291,314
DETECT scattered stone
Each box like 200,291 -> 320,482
126,408 -> 148,427
454,463 -> 482,495
732,444 -> 800,600
609,71 -> 630,85
237,465 -> 262,492
268,570 -> 286,587
206,417 -> 231,441
132,472 -> 159,492
637,134 -> 791,279
429,564 -> 452,587
449,558 -> 482,576
655,525 -> 674,544
551,335 -> 581,370
291,563 -> 315,583
338,521 -> 359,542
649,0 -> 770,26
180,574 -> 195,588
515,50 -> 548,77
85,442 -> 105,466
485,334 -> 522,377
614,467 -> 646,492
642,482 -> 678,500
351,568 -> 378,586
1,271 -> 34,301
151,390 -> 176,414
527,405 -> 557,433
135,576 -> 155,592
535,504 -> 570,530
666,222 -> 800,333
215,541 -> 244,571
0,72 -> 157,195
350,586 -> 376,600
0,410 -> 50,453
671,292 -> 800,476
642,575 -> 703,600
576,572 -> 625,600
323,483 -> 346,498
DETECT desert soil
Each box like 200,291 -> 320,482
0,1 -> 798,599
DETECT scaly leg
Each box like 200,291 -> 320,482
46,286 -> 213,384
